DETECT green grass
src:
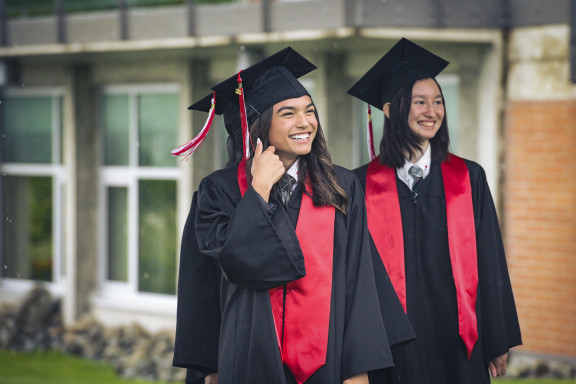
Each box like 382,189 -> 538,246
496,381 -> 576,383
1,349 -> 574,384
0,350 -> 175,384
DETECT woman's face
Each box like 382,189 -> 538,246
268,95 -> 317,169
408,78 -> 445,144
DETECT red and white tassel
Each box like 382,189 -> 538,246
236,71 -> 252,160
367,104 -> 376,161
171,91 -> 216,161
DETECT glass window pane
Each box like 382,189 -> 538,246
127,0 -> 185,7
65,0 -> 118,13
138,94 -> 178,167
138,180 -> 177,294
357,101 -> 385,165
6,0 -> 54,17
2,176 -> 53,281
107,187 -> 128,281
2,96 -> 54,163
437,77 -> 460,153
104,95 -> 130,166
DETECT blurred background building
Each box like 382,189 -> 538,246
0,0 -> 574,364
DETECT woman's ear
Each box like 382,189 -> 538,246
383,103 -> 391,119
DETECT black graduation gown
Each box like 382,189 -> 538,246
355,159 -> 522,384
172,191 -> 221,382
175,165 -> 394,384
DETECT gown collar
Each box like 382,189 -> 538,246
397,144 -> 431,189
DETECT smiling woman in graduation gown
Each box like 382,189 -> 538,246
173,47 -> 394,384
195,161 -> 390,384
348,38 -> 522,384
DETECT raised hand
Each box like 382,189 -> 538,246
250,138 -> 285,202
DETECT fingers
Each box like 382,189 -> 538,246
254,138 -> 277,158
343,372 -> 368,384
250,139 -> 284,202
498,354 -> 508,376
488,361 -> 497,378
254,138 -> 263,158
489,354 -> 508,377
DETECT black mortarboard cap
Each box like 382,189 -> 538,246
172,47 -> 315,160
212,47 -> 316,126
347,38 -> 449,109
188,92 -> 240,136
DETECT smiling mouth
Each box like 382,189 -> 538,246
419,121 -> 436,127
289,133 -> 311,142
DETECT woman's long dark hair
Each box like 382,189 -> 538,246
379,78 -> 450,168
248,103 -> 349,214
226,127 -> 243,167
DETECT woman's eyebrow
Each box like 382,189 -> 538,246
276,106 -> 296,114
411,94 -> 443,99
276,103 -> 315,114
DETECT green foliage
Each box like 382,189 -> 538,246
0,350 -> 175,384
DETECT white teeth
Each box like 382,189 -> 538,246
290,133 -> 309,140
420,122 -> 435,127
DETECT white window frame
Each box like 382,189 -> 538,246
436,74 -> 461,154
98,84 -> 180,305
0,87 -> 66,300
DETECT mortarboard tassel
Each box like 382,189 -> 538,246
367,104 -> 376,161
236,71 -> 252,160
171,91 -> 217,161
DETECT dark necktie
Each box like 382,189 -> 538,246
279,173 -> 296,205
408,165 -> 423,195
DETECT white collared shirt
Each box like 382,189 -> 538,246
397,145 -> 431,191
286,158 -> 299,189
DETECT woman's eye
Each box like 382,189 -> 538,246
306,109 -> 315,114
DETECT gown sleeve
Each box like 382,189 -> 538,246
340,175 -> 395,380
173,193 -> 220,379
471,164 -> 522,362
195,176 -> 306,291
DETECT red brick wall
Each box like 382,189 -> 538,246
505,100 -> 576,356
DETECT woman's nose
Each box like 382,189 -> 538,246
424,103 -> 436,116
296,112 -> 309,127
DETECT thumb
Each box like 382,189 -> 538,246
254,138 -> 263,158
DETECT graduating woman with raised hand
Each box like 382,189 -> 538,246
172,47 -> 395,384
348,38 -> 522,384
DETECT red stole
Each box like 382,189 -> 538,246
365,154 -> 478,359
237,160 -> 335,383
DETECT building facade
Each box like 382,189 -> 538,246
0,0 -> 574,360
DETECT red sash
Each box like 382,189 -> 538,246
365,154 -> 478,359
238,160 -> 335,383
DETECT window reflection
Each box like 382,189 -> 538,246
138,180 -> 177,294
2,176 -> 53,281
